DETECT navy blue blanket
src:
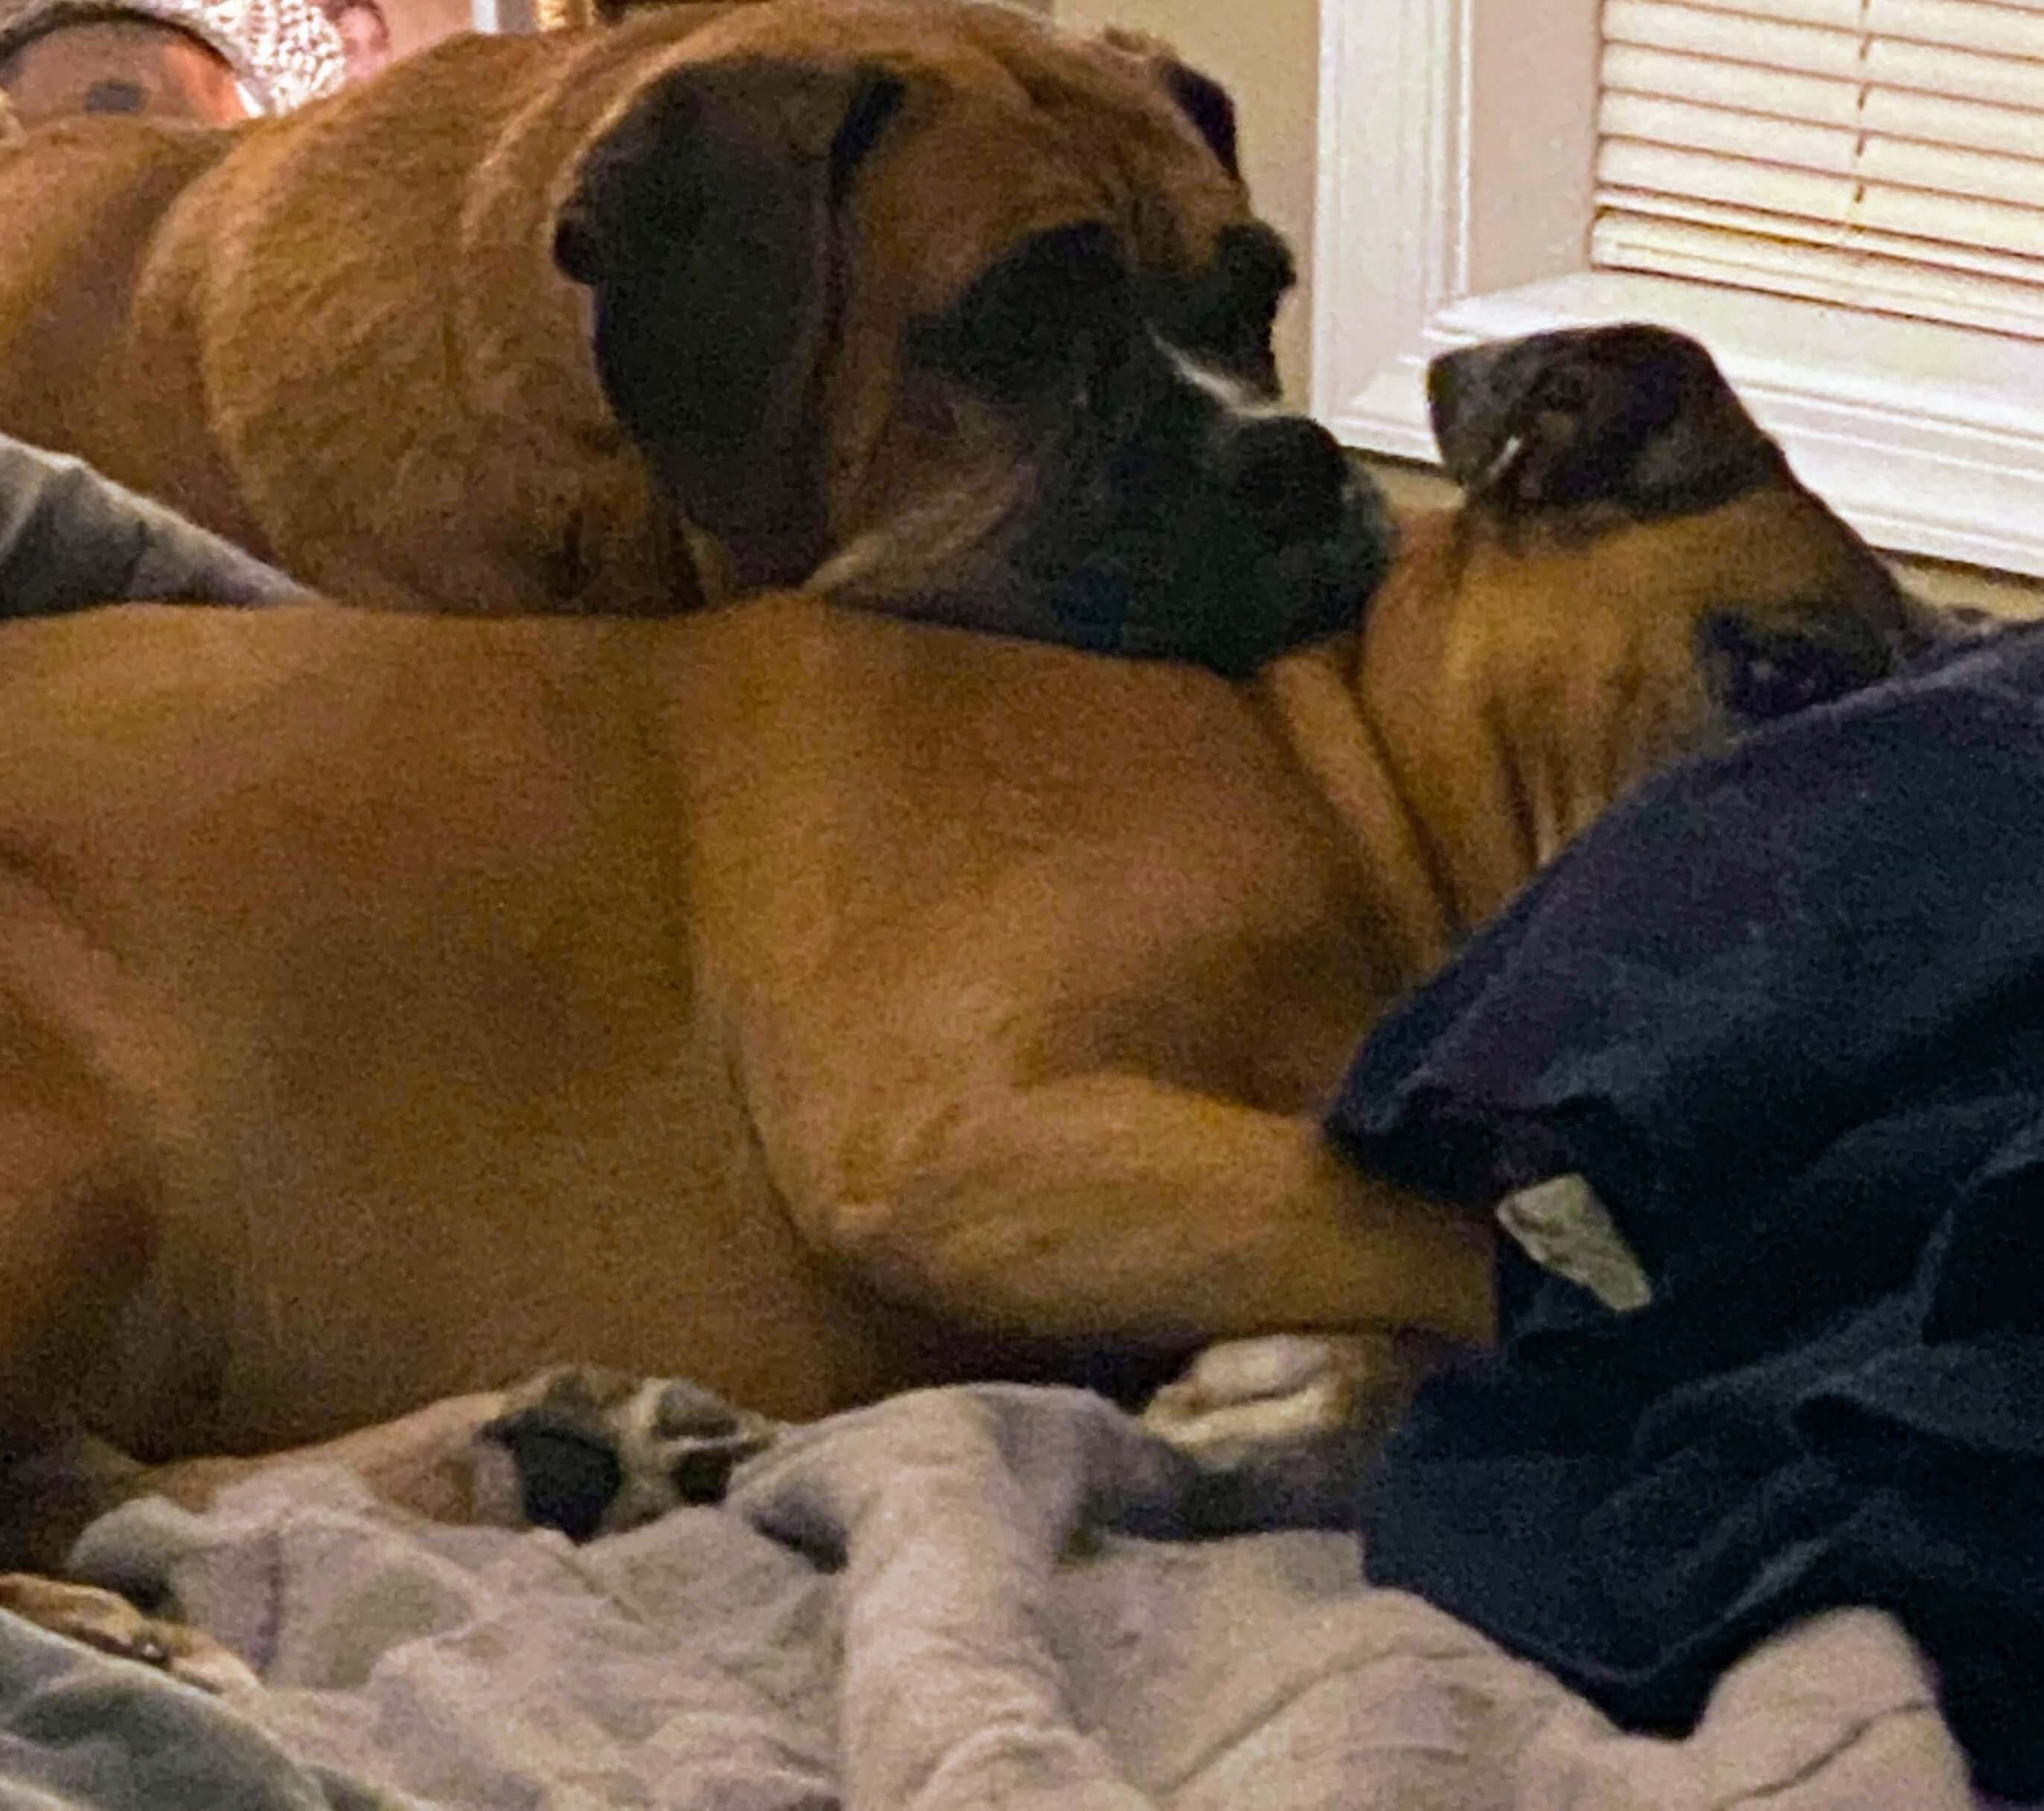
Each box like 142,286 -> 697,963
1328,620 -> 2044,1800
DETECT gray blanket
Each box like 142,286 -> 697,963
0,1385 -> 2003,1809
0,436 -> 308,615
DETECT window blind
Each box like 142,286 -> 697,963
1594,0 -> 2044,339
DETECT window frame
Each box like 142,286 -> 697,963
1313,0 -> 2044,577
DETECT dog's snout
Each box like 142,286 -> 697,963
1219,414 -> 1350,543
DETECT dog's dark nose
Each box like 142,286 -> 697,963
1219,414 -> 1351,544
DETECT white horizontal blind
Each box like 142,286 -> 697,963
1594,0 -> 2044,340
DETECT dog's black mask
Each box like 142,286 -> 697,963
901,221 -> 1393,677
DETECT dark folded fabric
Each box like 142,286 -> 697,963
1327,620 -> 2044,1799
0,435 -> 309,616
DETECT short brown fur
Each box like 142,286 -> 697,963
0,454 -> 1918,1565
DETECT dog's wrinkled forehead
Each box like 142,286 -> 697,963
571,1 -> 1267,353
841,65 -> 1261,334
663,3 -> 1253,216
1427,323 -> 1785,519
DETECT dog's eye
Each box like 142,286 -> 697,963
1702,615 -> 1890,723
1153,224 -> 1292,389
1209,282 -> 1284,367
912,225 -> 1133,403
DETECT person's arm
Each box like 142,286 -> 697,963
0,435 -> 313,616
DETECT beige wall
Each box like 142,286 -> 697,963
1055,0 -> 1319,405
386,0 -> 473,63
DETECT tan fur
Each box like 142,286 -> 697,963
0,468 -> 1913,1556
0,0 -> 1250,612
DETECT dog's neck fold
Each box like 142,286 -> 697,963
1336,506 -> 1705,945
1254,643 -> 1461,986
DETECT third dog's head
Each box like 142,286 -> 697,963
1359,323 -> 1951,928
551,0 -> 1388,676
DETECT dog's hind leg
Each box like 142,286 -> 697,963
127,1369 -> 780,1541
0,1392 -> 521,1688
0,877 -> 176,1567
0,1375 -> 775,1690
129,1388 -> 526,1528
0,1067 -> 162,1570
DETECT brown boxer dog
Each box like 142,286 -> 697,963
0,327 -> 1940,1586
0,0 -> 1385,675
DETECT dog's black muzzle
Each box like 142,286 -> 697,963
1022,352 -> 1393,679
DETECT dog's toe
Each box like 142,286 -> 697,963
479,1368 -> 785,1540
651,1377 -> 747,1440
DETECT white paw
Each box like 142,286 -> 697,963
600,1376 -> 786,1531
1141,1332 -> 1440,1468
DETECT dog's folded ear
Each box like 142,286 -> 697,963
554,59 -> 906,591
1428,325 -> 1786,519
1101,29 -> 1240,180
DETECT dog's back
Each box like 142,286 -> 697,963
0,323 -> 1945,1551
0,37 -> 614,584
0,596 -> 1380,1456
0,121 -> 237,529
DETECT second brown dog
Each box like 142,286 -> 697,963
0,0 -> 1388,672
0,327 -> 1938,1566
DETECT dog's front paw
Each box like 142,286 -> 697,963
476,1367 -> 786,1541
0,1573 -> 259,1695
